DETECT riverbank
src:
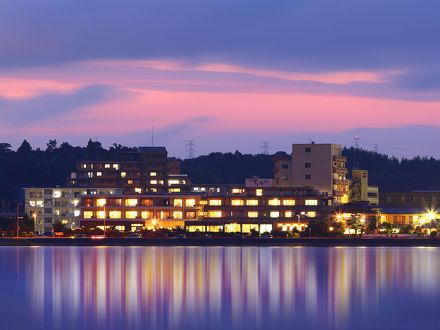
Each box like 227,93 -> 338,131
1,237 -> 440,247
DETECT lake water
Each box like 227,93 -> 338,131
0,246 -> 439,330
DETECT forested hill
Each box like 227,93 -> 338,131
1,140 -> 440,206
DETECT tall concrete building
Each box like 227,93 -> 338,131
277,143 -> 349,204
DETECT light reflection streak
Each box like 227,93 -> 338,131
22,246 -> 440,330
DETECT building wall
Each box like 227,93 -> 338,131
291,143 -> 348,204
380,191 -> 440,208
25,187 -> 120,234
273,155 -> 292,187
79,194 -> 202,231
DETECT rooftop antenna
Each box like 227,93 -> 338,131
353,136 -> 359,169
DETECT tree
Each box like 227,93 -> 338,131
46,139 -> 57,152
17,139 -> 32,153
0,143 -> 12,154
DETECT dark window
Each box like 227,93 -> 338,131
305,147 -> 311,152
281,164 -> 288,169
305,174 -> 311,180
305,162 -> 311,168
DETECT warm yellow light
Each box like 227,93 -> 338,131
426,210 -> 437,221
151,219 -> 158,226
329,226 -> 334,232
335,213 -> 342,221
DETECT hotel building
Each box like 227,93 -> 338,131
24,187 -> 121,234
70,147 -> 190,194
274,143 -> 349,204
77,184 -> 333,234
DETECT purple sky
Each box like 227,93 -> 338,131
1,1 -> 440,158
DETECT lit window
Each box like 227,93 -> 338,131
268,199 -> 281,206
73,210 -> 80,217
96,172 -> 102,177
150,172 -> 157,177
121,172 -> 127,178
125,199 -> 138,207
256,189 -> 263,196
53,190 -> 61,198
141,211 -> 150,219
29,201 -> 36,207
113,164 -> 119,170
97,211 -> 106,219
83,211 -> 93,219
134,187 -> 142,194
231,199 -> 244,206
109,211 -> 121,219
200,200 -> 208,205
150,180 -> 158,184
285,211 -> 293,218
169,188 -> 181,193
127,180 -> 133,185
248,211 -> 258,218
307,211 -> 317,218
125,211 -> 138,219
81,164 -> 87,169
232,188 -> 245,194
282,199 -> 296,206
207,211 -> 222,218
173,199 -> 183,207
185,199 -> 196,207
270,211 -> 280,218
151,188 -> 158,192
173,211 -> 183,219
36,201 -> 44,207
96,198 -> 106,207
168,179 -> 180,185
246,199 -> 259,206
158,180 -> 164,185
209,199 -> 222,206
105,164 -> 110,168
87,172 -> 93,178
305,199 -> 318,206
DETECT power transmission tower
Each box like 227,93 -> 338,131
185,140 -> 196,159
260,142 -> 270,155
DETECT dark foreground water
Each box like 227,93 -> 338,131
0,247 -> 439,330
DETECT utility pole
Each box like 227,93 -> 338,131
186,140 -> 196,159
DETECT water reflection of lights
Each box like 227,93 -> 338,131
21,246 -> 440,330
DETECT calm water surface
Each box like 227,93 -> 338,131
0,246 -> 439,330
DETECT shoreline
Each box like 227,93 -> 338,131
1,237 -> 440,247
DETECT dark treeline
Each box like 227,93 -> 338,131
1,140 -> 440,207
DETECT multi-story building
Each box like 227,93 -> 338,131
24,187 -> 121,234
276,143 -> 349,204
79,194 -> 203,231
349,169 -> 379,205
70,147 -> 190,194
77,185 -> 332,234
186,185 -> 333,234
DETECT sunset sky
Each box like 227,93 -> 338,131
1,1 -> 440,158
